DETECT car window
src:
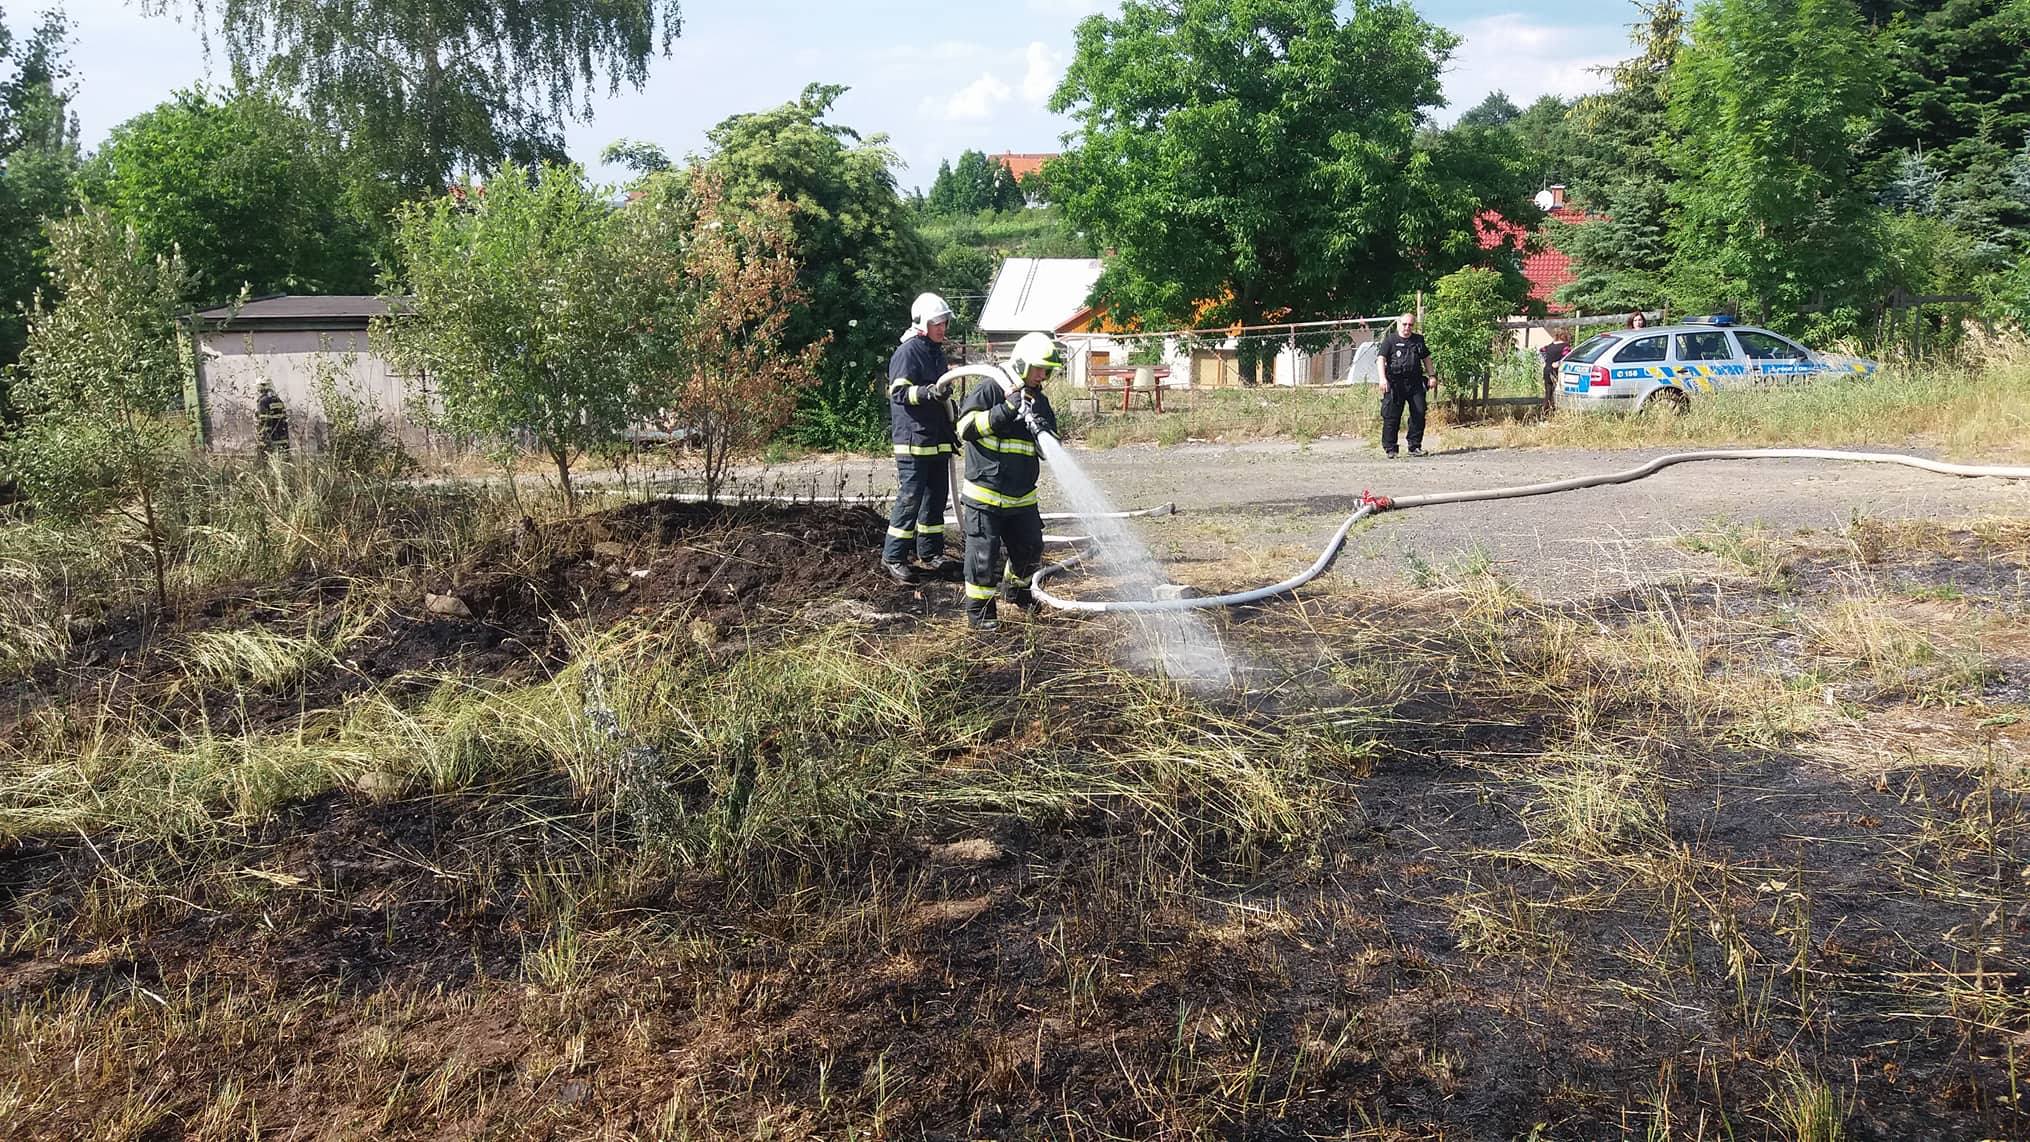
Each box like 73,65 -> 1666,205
1614,335 -> 1668,364
1736,331 -> 1806,360
1675,331 -> 1735,361
1566,334 -> 1619,364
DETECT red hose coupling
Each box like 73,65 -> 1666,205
1360,490 -> 1394,512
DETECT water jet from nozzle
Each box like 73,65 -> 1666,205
1031,430 -> 1235,688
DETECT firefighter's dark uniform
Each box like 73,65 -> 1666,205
255,387 -> 291,455
885,333 -> 956,566
955,381 -> 1056,624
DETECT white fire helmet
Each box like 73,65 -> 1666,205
1008,332 -> 1066,379
910,292 -> 953,330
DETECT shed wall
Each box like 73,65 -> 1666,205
197,330 -> 437,452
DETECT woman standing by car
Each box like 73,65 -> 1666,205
1538,329 -> 1572,411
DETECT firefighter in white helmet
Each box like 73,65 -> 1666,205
882,292 -> 960,583
953,331 -> 1062,631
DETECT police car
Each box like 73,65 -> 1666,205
1556,316 -> 1878,413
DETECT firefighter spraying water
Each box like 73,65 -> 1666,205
952,331 -> 1062,631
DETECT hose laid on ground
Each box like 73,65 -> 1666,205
652,488 -> 1173,525
1030,448 -> 2030,614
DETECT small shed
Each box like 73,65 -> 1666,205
978,258 -> 1103,352
189,294 -> 431,453
978,258 -> 1137,386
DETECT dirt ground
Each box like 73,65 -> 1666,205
706,439 -> 2030,599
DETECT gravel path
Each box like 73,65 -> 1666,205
717,437 -> 2030,599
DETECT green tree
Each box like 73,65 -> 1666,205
1424,118 -> 1544,300
384,164 -> 632,510
1557,1 -> 1686,313
82,88 -> 382,307
931,243 -> 994,342
0,4 -> 80,380
601,137 -> 672,179
1667,0 -> 1885,324
1511,94 -> 1574,187
700,84 -> 932,450
1863,0 -> 2030,260
1423,266 -> 1518,402
1877,146 -> 1993,302
1457,90 -> 1521,129
145,0 -> 683,195
1990,251 -> 2030,329
926,150 -> 1025,215
1048,0 -> 1535,383
5,207 -> 193,607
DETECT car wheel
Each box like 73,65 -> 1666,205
1644,386 -> 1690,415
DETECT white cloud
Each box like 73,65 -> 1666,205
1022,41 -> 1063,104
1442,13 -> 1623,120
928,72 -> 1013,122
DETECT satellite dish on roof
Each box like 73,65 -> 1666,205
1533,189 -> 1556,211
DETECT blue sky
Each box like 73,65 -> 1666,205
37,1 -> 1639,192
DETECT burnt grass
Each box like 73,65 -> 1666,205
2,507 -> 2028,1139
0,501 -> 942,740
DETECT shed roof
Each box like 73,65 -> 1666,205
191,294 -> 410,332
978,258 -> 1103,334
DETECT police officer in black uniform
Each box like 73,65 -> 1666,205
884,293 -> 960,583
1375,313 -> 1434,457
954,332 -> 1061,631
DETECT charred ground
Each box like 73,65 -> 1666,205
1,498 -> 2026,1140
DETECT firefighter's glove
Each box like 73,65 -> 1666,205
1017,394 -> 1049,440
929,378 -> 954,401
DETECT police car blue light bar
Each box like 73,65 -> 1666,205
1685,314 -> 1735,326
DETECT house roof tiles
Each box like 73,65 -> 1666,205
1475,206 -> 1603,314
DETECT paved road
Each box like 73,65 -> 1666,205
657,439 -> 2030,599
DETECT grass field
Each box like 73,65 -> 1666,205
1073,338 -> 2030,461
2,448 -> 2026,1138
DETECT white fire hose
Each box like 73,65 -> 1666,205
1029,448 -> 2030,613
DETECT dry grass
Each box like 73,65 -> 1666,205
2,498 -> 2027,1138
1066,336 -> 2030,461
1475,335 -> 2030,459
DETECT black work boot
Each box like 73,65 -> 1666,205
1003,585 -> 1040,613
966,600 -> 1000,631
883,560 -> 921,586
921,555 -> 962,581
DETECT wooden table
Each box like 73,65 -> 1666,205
1090,367 -> 1172,412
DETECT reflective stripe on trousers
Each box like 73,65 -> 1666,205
886,455 -> 951,563
963,501 -> 1044,614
